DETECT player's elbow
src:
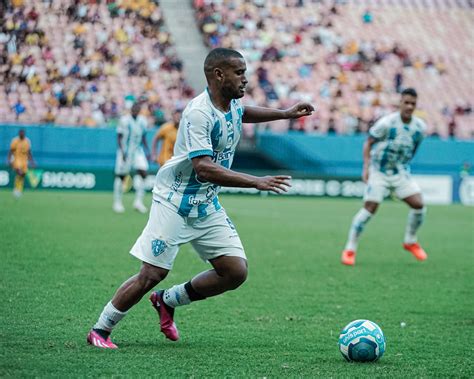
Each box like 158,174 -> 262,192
192,158 -> 214,182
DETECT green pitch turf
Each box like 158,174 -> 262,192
0,190 -> 473,378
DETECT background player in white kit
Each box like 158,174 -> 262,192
341,88 -> 428,266
113,102 -> 150,214
87,48 -> 314,348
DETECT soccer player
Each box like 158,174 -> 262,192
113,102 -> 151,214
341,88 -> 428,266
7,129 -> 35,198
87,48 -> 314,349
151,109 -> 180,167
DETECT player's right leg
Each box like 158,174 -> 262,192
113,151 -> 130,212
341,171 -> 386,265
113,175 -> 126,213
13,167 -> 25,198
341,201 -> 378,265
88,262 -> 169,349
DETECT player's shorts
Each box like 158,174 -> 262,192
130,200 -> 246,270
114,149 -> 149,176
12,160 -> 28,172
364,170 -> 421,203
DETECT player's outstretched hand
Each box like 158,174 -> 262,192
285,102 -> 315,119
255,175 -> 292,194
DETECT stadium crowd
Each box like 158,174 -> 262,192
0,0 -> 472,139
0,0 -> 193,128
194,0 -> 473,139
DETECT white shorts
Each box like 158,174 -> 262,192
114,149 -> 149,176
130,200 -> 246,270
364,170 -> 421,203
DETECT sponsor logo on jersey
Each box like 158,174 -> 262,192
171,172 -> 183,191
213,151 -> 233,161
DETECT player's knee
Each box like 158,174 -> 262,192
410,201 -> 424,210
364,202 -> 379,214
226,264 -> 248,290
138,263 -> 169,290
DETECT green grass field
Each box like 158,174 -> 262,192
1,190 -> 473,378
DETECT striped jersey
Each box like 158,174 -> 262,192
152,89 -> 243,218
117,114 -> 147,155
369,112 -> 426,174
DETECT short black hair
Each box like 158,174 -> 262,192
401,88 -> 417,97
204,48 -> 244,77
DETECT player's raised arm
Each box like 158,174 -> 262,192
192,156 -> 291,194
242,102 -> 314,123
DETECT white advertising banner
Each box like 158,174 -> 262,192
412,175 -> 453,205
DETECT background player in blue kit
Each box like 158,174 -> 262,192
113,102 -> 150,214
87,48 -> 314,349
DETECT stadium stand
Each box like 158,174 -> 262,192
0,0 -> 194,128
194,0 -> 473,139
1,0 -> 472,139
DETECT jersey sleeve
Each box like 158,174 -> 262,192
184,109 -> 214,160
369,117 -> 389,141
10,138 -> 17,151
413,119 -> 427,146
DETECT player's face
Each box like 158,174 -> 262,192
172,111 -> 181,126
220,58 -> 248,99
19,130 -> 25,139
131,104 -> 141,118
400,95 -> 417,120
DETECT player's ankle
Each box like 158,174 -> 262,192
93,328 -> 111,339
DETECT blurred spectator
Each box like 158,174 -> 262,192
194,0 -> 472,138
41,108 -> 56,123
362,9 -> 373,24
12,100 -> 26,120
394,71 -> 403,93
0,0 -> 194,127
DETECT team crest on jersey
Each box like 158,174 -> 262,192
151,239 -> 167,257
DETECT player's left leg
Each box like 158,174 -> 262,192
132,150 -> 149,213
150,255 -> 247,341
401,193 -> 428,260
133,169 -> 148,213
396,174 -> 428,261
151,210 -> 247,339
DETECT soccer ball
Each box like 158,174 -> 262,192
338,319 -> 386,362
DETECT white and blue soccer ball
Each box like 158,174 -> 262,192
338,319 -> 386,362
